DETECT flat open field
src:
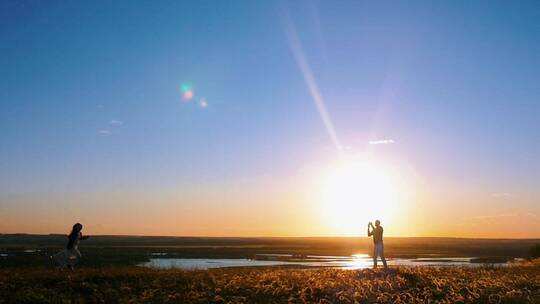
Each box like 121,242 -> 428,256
1,236 -> 539,303
1,235 -> 538,267
1,264 -> 539,303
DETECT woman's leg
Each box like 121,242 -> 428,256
67,248 -> 81,270
73,247 -> 82,259
53,250 -> 68,269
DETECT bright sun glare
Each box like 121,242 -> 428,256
318,160 -> 406,235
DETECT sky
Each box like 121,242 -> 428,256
1,0 -> 539,238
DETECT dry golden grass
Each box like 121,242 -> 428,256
0,265 -> 539,303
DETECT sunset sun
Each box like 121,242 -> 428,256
318,160 -> 406,235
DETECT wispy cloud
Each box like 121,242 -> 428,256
469,212 -> 537,221
109,120 -> 123,125
98,130 -> 111,135
491,192 -> 511,198
470,213 -> 514,220
369,139 -> 395,145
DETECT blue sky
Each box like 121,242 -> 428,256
1,1 -> 539,236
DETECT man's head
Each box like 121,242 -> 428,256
375,220 -> 381,227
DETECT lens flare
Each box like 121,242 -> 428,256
180,83 -> 192,93
180,83 -> 194,101
199,98 -> 208,108
182,90 -> 193,101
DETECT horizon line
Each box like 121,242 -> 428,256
1,233 -> 539,240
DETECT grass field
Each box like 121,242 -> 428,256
1,263 -> 539,303
2,235 -> 539,303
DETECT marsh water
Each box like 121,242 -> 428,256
140,253 -> 508,270
2,236 -> 529,268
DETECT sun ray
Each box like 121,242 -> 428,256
282,12 -> 342,153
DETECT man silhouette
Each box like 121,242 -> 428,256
368,220 -> 387,269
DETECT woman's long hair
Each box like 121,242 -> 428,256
66,223 -> 83,249
69,223 -> 83,239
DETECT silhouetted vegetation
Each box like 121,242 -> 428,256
0,265 -> 538,303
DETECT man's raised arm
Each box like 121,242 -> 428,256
367,222 -> 373,236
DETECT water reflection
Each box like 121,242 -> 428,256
141,253 -> 508,270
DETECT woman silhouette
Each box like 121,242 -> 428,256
52,223 -> 89,270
